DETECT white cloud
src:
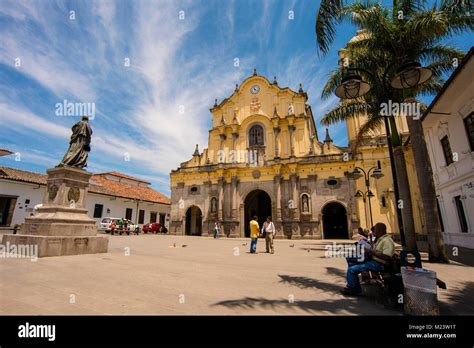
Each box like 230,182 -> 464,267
0,103 -> 70,139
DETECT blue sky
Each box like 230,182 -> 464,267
0,0 -> 472,196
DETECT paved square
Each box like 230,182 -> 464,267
1,234 -> 473,315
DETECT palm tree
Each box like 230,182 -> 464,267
315,0 -> 472,261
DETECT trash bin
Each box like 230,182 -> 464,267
401,267 -> 439,316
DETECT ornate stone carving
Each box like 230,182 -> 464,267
48,184 -> 59,201
250,97 -> 261,112
67,186 -> 80,203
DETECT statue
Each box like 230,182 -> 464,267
58,116 -> 92,169
211,197 -> 217,213
302,194 -> 309,212
288,103 -> 294,115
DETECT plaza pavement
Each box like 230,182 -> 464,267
1,233 -> 473,315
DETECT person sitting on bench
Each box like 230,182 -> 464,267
341,222 -> 395,296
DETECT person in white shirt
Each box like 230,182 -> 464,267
213,221 -> 221,239
262,216 -> 275,254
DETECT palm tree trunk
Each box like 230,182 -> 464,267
405,103 -> 449,262
389,117 -> 417,251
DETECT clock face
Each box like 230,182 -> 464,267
250,85 -> 260,94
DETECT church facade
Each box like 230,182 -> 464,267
169,71 -> 423,239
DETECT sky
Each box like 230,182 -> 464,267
0,0 -> 472,196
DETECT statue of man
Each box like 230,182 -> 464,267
57,116 -> 92,169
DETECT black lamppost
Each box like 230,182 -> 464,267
334,58 -> 432,247
353,162 -> 384,228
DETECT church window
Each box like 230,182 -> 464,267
249,125 -> 264,146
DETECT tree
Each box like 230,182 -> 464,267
315,0 -> 472,261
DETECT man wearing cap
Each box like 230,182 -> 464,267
341,222 -> 395,296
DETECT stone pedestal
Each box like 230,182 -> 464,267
3,167 -> 108,257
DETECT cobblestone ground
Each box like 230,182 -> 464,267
1,234 -> 473,315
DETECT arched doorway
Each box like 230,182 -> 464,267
244,190 -> 271,238
322,202 -> 348,239
185,206 -> 202,236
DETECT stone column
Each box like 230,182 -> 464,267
273,127 -> 280,158
274,174 -> 282,221
288,125 -> 295,157
307,174 -> 320,239
274,174 -> 284,239
218,177 -> 224,221
219,133 -> 227,155
204,180 -> 212,223
231,176 -> 238,220
232,133 -> 239,163
290,173 -> 301,238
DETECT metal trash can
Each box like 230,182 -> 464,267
401,268 -> 439,315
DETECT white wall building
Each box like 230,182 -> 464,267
0,167 -> 171,231
422,47 -> 474,250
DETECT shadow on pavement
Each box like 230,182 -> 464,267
211,296 -> 393,315
440,281 -> 474,315
278,274 -> 342,293
325,267 -> 346,278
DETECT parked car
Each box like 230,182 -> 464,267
99,218 -> 140,235
99,217 -> 121,232
142,222 -> 168,234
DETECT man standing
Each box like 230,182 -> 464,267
262,216 -> 275,254
341,222 -> 395,296
249,215 -> 260,254
213,221 -> 220,239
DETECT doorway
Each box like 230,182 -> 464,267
185,206 -> 202,236
244,190 -> 272,237
322,202 -> 348,239
0,196 -> 16,226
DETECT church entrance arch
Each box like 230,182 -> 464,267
322,202 -> 348,239
244,190 -> 272,238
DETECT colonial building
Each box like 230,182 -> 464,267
422,47 -> 474,251
169,70 -> 424,239
0,166 -> 171,231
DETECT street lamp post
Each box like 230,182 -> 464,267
353,163 -> 384,229
334,58 -> 433,247
355,189 -> 373,228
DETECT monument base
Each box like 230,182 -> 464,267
4,166 -> 109,257
2,234 -> 109,258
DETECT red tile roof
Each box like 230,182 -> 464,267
91,175 -> 170,204
95,171 -> 151,184
0,166 -> 47,185
0,166 -> 170,205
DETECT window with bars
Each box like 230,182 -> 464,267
440,135 -> 454,166
249,125 -> 264,146
464,112 -> 474,152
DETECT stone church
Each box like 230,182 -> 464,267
169,70 -> 423,239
